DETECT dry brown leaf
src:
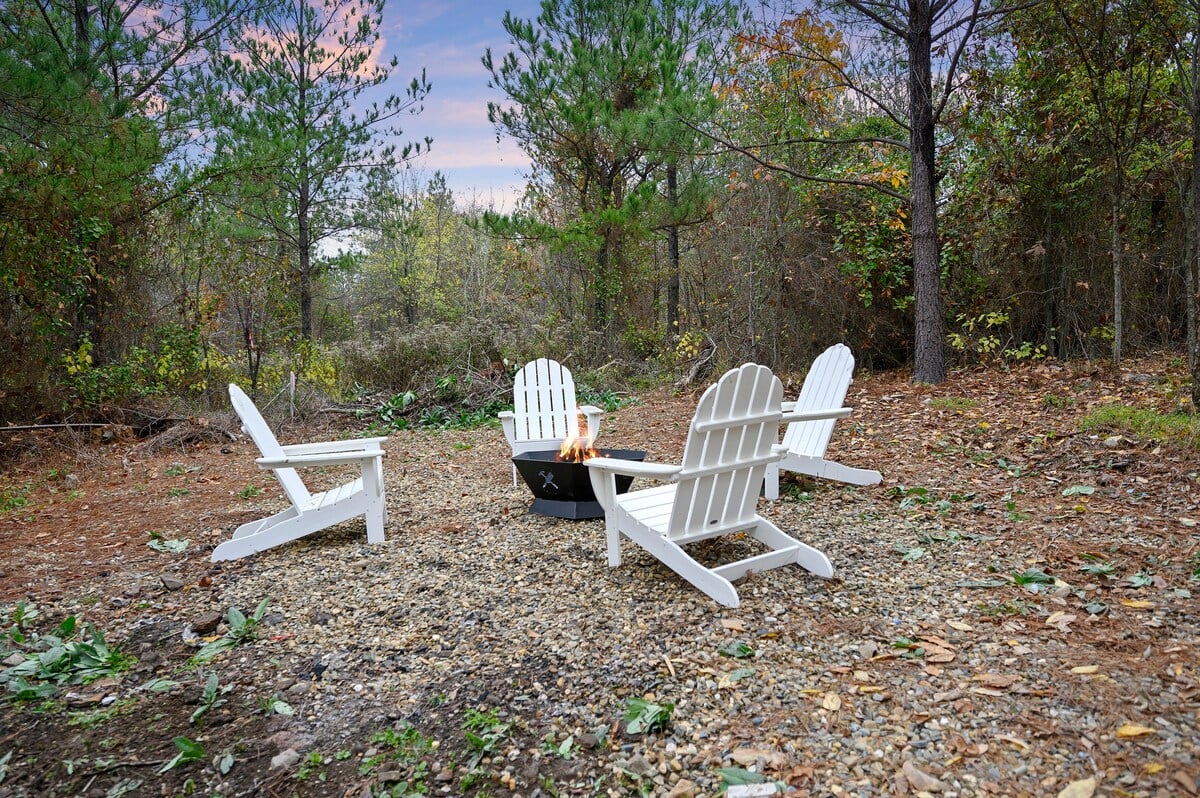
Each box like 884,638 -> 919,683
822,692 -> 842,711
995,734 -> 1030,750
1120,599 -> 1154,609
971,686 -> 1006,697
1173,770 -> 1198,795
901,760 -> 946,792
721,618 -> 746,631
1070,665 -> 1100,675
1046,611 -> 1076,632
974,673 -> 1019,689
946,620 -> 974,631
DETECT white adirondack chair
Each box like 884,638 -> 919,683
763,343 -> 882,501
212,384 -> 388,562
585,363 -> 841,608
499,358 -> 603,485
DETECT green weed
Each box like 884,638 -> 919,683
1082,404 -> 1200,448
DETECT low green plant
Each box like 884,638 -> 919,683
165,464 -> 187,477
147,531 -> 188,553
463,707 -> 511,769
0,484 -> 30,512
359,724 -> 434,794
891,637 -> 926,659
542,733 -> 578,760
1082,404 -> 1200,448
190,600 -> 269,664
929,396 -> 979,412
717,641 -> 756,659
622,696 -> 673,735
190,673 -> 231,726
238,484 -> 263,499
1080,561 -> 1117,578
69,698 -> 135,729
295,751 -> 328,782
0,616 -> 134,701
159,737 -> 204,773
168,487 -> 191,498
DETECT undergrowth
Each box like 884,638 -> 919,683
1081,404 -> 1200,449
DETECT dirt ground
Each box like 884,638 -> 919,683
0,353 -> 1197,797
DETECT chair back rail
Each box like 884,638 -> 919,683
781,343 -> 855,458
228,384 -> 311,507
669,363 -> 782,538
513,358 -> 583,442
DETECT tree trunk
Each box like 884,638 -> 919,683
908,0 -> 945,384
1191,19 -> 1200,407
1111,189 -> 1123,366
666,164 -> 681,345
299,173 -> 313,341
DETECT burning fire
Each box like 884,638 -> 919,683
557,415 -> 598,463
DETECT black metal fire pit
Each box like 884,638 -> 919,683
512,448 -> 646,519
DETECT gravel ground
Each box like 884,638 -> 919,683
4,360 -> 1198,797
203,386 -> 1199,798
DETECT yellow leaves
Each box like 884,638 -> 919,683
1120,599 -> 1155,609
1070,665 -> 1100,675
1115,723 -> 1155,738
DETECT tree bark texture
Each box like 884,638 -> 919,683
908,0 -> 946,383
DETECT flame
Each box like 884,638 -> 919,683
557,415 -> 598,463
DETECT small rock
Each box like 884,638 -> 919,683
191,612 -> 222,635
160,575 -> 184,591
667,778 -> 699,798
270,749 -> 301,770
627,754 -> 655,777
578,732 -> 600,749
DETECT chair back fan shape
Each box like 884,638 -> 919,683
669,363 -> 782,540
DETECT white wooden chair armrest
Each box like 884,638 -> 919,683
781,407 -> 853,424
587,458 -> 679,513
255,450 -> 385,470
585,457 -> 680,480
498,410 -> 517,445
281,437 -> 388,455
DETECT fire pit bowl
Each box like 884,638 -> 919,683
513,448 -> 646,520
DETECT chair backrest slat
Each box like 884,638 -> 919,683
669,363 -> 781,538
229,384 -> 311,507
513,358 -> 582,443
782,344 -> 855,458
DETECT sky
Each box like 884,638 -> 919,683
375,0 -> 545,210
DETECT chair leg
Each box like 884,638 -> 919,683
763,462 -> 781,501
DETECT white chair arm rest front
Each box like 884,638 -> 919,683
585,457 -> 680,481
281,437 -> 388,455
255,450 -> 385,470
780,407 -> 853,424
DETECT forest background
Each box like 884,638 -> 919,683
4,0 -> 1200,426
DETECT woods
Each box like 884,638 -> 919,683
3,0 -> 1200,423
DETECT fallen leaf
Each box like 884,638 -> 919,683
822,692 -> 842,711
995,734 -> 1030,750
1056,777 -> 1096,798
721,618 -> 746,631
1180,517 -> 1198,527
1120,599 -> 1154,609
1115,723 -> 1155,738
1045,611 -> 1076,632
973,673 -> 1019,689
1173,770 -> 1198,795
901,760 -> 945,792
1070,665 -> 1100,675
1144,763 -> 1164,774
946,620 -> 974,631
